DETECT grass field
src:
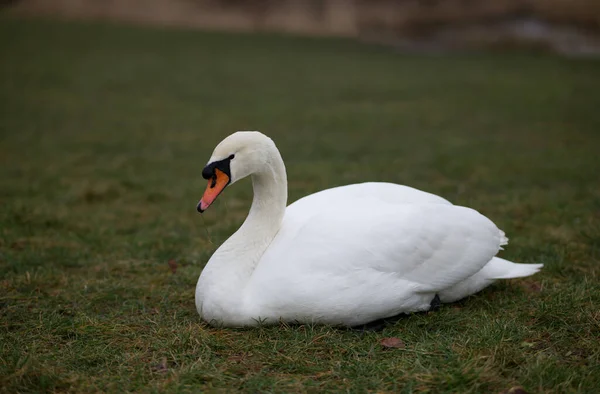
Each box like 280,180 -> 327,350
1,16 -> 599,393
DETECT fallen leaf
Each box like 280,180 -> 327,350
520,281 -> 542,293
152,357 -> 168,373
168,259 -> 177,274
380,337 -> 405,349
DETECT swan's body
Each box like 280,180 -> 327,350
195,132 -> 542,327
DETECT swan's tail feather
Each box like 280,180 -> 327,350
486,257 -> 543,279
439,257 -> 542,303
499,230 -> 509,250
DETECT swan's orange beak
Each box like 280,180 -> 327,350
197,168 -> 230,213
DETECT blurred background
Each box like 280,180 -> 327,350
6,0 -> 600,55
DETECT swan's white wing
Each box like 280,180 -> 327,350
275,201 -> 503,292
246,194 -> 504,324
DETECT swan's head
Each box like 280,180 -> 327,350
197,131 -> 275,212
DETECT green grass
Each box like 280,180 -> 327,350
1,16 -> 599,393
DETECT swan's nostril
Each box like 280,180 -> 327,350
210,175 -> 217,188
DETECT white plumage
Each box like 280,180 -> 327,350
195,131 -> 542,327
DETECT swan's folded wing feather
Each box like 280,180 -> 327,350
257,201 -> 504,294
387,205 -> 504,291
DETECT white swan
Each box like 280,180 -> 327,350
195,131 -> 542,327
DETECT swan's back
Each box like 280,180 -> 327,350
287,182 -> 451,214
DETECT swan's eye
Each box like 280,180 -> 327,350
228,154 -> 235,160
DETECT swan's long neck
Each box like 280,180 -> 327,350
241,154 -> 288,243
196,142 -> 287,324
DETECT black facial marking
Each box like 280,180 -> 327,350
202,155 -> 233,181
